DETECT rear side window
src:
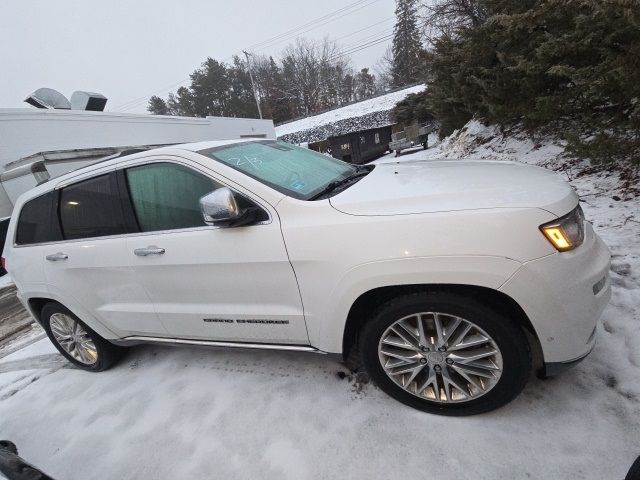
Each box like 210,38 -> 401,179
16,191 -> 62,245
125,163 -> 218,232
60,173 -> 130,240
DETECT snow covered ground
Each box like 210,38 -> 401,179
0,275 -> 13,290
1,121 -> 639,479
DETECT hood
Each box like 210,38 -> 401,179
329,160 -> 577,217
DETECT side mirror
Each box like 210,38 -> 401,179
199,187 -> 258,227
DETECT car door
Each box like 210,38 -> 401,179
119,157 -> 308,344
43,169 -> 169,337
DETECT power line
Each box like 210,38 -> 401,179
329,33 -> 394,61
253,0 -> 381,53
333,16 -> 394,42
247,0 -> 373,51
341,27 -> 393,51
114,1 -> 378,111
114,2 -> 391,112
115,78 -> 190,112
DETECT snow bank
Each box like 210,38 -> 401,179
0,274 -> 14,289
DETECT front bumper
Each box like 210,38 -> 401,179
543,343 -> 595,377
500,222 -> 611,366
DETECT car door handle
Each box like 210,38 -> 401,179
134,246 -> 165,257
46,252 -> 68,262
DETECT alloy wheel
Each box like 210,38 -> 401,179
49,313 -> 98,365
378,312 -> 503,403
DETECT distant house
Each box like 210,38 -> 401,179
275,85 -> 432,163
275,85 -> 425,142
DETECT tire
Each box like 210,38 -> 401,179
359,292 -> 531,416
41,303 -> 124,372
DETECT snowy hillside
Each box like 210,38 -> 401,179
276,84 -> 425,144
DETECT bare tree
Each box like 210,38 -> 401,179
420,0 -> 487,44
280,37 -> 351,115
374,46 -> 395,91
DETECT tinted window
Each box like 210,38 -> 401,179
16,191 -> 62,245
125,163 -> 218,232
60,173 -> 129,240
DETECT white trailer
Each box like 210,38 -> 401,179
0,108 -> 275,217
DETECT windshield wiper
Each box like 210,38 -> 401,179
309,166 -> 371,200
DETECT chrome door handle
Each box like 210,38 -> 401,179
46,252 -> 68,262
134,246 -> 165,257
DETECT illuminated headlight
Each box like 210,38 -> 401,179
540,205 -> 585,252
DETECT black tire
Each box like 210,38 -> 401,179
359,292 -> 531,416
41,302 -> 124,372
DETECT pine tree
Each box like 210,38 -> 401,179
391,0 -> 423,87
412,0 -> 640,164
147,96 -> 169,115
355,68 -> 377,100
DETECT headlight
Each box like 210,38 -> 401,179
540,205 -> 585,252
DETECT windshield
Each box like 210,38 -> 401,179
198,140 -> 357,200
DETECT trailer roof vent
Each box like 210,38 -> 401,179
24,88 -> 71,109
70,91 -> 108,111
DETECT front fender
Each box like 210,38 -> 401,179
310,255 -> 522,353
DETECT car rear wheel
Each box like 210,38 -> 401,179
41,303 -> 124,371
360,292 -> 531,415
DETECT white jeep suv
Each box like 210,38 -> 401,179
2,139 -> 611,415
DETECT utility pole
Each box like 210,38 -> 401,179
243,50 -> 262,119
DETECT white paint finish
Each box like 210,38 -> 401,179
500,222 -> 612,362
115,153 -> 304,343
42,236 -> 166,337
124,223 -> 307,343
275,197 -> 557,352
331,160 -> 578,217
3,140 -> 610,367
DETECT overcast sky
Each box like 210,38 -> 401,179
0,0 -> 395,114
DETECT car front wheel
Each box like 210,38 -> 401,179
360,292 -> 531,415
41,303 -> 124,371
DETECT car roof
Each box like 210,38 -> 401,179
12,138 -> 272,208
165,137 -> 264,152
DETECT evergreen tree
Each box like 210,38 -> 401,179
147,96 -> 169,115
391,0 -> 423,87
255,56 -> 291,123
355,68 -> 377,100
146,38 -> 383,123
409,0 -> 640,164
339,73 -> 355,104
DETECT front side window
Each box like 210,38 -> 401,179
16,191 -> 62,245
125,163 -> 219,232
60,173 -> 129,240
198,140 -> 357,200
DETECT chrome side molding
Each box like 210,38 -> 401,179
117,336 -> 325,353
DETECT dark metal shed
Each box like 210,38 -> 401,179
328,125 -> 393,164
